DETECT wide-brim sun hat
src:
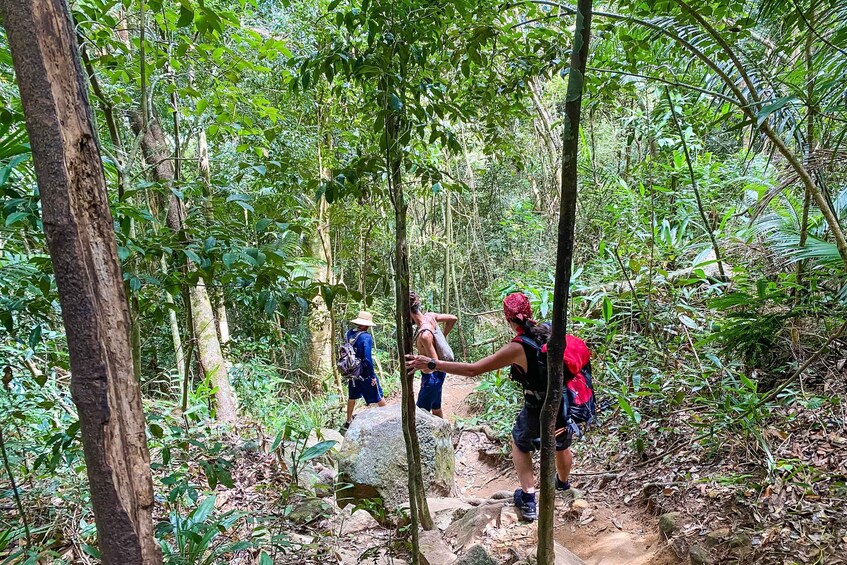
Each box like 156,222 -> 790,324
351,310 -> 376,327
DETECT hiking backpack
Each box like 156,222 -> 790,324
337,331 -> 364,382
511,334 -> 597,425
414,321 -> 455,362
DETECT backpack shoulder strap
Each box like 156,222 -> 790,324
348,331 -> 364,345
415,327 -> 435,340
512,335 -> 541,350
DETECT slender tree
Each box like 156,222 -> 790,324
386,91 -> 434,556
0,0 -> 161,562
538,0 -> 593,562
130,113 -> 238,424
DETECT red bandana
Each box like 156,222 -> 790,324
503,292 -> 534,325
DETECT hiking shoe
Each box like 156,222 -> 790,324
339,421 -> 351,435
513,489 -> 537,521
556,475 -> 571,491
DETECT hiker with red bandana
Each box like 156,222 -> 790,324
405,292 -> 592,522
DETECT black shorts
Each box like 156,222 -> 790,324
511,396 -> 573,453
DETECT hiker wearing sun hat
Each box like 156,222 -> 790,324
342,310 -> 386,433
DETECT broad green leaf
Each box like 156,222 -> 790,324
298,440 -> 337,462
678,314 -> 698,329
4,211 -> 28,226
755,96 -> 795,128
388,93 -> 403,111
602,296 -> 613,324
192,495 -> 217,523
149,423 -> 164,439
177,5 -> 194,27
184,249 -> 203,264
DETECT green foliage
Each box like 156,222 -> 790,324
2,0 -> 847,560
155,495 -> 252,565
463,370 -> 522,443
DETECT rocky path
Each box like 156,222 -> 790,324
400,374 -> 680,565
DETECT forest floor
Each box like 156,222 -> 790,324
214,366 -> 846,564
388,375 -> 680,565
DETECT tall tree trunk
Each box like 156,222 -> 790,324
189,281 -> 238,421
796,2 -> 816,293
130,113 -> 237,424
198,130 -> 231,345
386,102 -> 433,548
0,1 -> 161,562
528,79 -> 562,198
538,1 -> 592,563
311,133 -> 338,390
442,192 -> 451,312
161,257 -> 186,381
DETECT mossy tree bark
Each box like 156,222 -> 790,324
0,0 -> 161,561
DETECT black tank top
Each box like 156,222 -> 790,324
509,337 -> 543,392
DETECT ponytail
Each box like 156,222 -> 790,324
514,317 -> 550,345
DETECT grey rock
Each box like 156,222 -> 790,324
553,543 -> 587,565
658,512 -> 682,539
288,497 -> 332,524
454,545 -> 497,565
445,504 -> 502,551
704,527 -> 730,548
337,508 -> 380,535
729,533 -> 752,557
419,530 -> 458,565
337,404 -> 455,515
489,490 -> 513,500
428,497 -> 474,531
689,545 -> 710,565
527,542 -> 587,565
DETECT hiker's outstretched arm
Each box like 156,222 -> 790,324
435,313 -> 458,335
405,341 -> 523,378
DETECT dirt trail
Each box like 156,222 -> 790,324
399,374 -> 680,565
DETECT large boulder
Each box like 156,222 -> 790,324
337,404 -> 455,513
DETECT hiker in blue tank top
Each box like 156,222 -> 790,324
409,291 -> 457,419
342,311 -> 386,433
